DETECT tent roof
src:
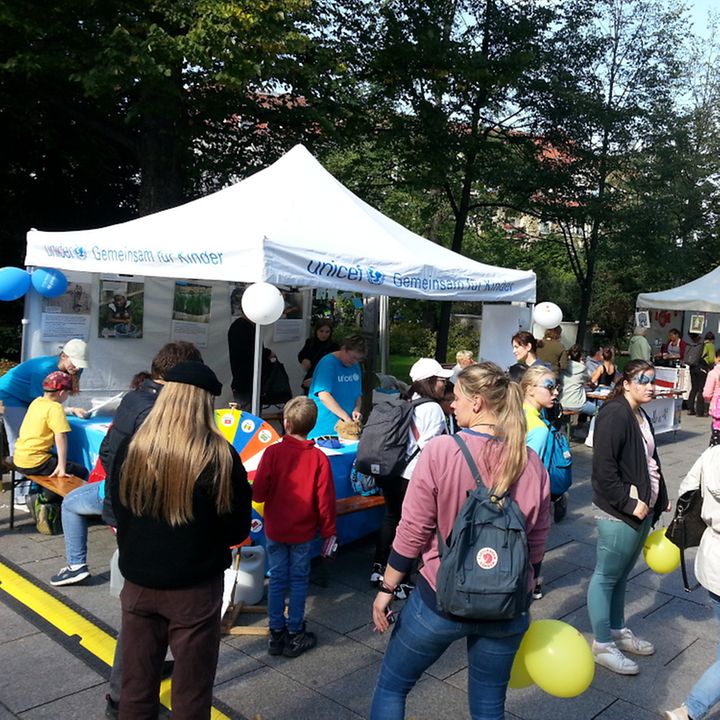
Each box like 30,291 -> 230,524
636,265 -> 720,312
25,144 -> 535,303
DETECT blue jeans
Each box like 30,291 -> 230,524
566,399 -> 597,417
61,481 -> 104,566
370,589 -> 529,720
687,592 -> 720,720
266,538 -> 313,634
587,516 -> 651,642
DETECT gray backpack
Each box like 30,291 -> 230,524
355,398 -> 434,479
435,433 -> 530,620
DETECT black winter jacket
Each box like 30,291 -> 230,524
100,378 -> 162,525
591,395 -> 668,530
111,439 -> 251,589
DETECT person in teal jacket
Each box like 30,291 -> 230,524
521,365 -> 559,599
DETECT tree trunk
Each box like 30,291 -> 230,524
137,71 -> 185,216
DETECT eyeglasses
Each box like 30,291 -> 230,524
536,380 -> 559,392
634,374 -> 656,385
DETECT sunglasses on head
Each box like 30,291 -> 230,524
538,379 -> 558,391
634,373 -> 656,385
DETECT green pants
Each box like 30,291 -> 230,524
587,516 -> 652,642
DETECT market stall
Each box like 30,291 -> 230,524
22,144 -> 537,541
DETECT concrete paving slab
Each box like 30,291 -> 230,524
507,681 -> 617,720
227,620 -> 381,688
0,704 -> 19,720
16,684 -> 108,719
0,634 -> 104,714
316,658 -> 382,716
214,664 -> 363,719
0,602 -> 41,644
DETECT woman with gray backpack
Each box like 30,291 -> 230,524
369,358 -> 452,597
369,362 -> 551,720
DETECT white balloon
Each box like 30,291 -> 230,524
241,282 -> 285,325
533,302 -> 563,329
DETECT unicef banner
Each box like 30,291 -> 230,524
25,227 -> 263,284
262,243 -> 537,303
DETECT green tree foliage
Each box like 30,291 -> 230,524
0,0 -> 325,237
527,0 -> 689,344
323,0 -> 557,361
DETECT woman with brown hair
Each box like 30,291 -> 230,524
587,360 -> 670,676
111,362 -> 251,719
590,346 -> 619,388
369,362 -> 550,720
297,318 -> 339,394
370,358 -> 452,592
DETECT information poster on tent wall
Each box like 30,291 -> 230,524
98,276 -> 145,339
41,278 -> 92,342
229,282 -> 247,317
171,281 -> 212,347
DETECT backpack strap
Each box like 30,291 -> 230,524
452,433 -> 483,489
406,398 -> 444,462
436,433 -> 489,557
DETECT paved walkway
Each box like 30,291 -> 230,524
1,414 -> 719,719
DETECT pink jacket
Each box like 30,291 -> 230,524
704,366 -> 720,419
393,430 -> 551,591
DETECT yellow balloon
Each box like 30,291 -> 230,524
643,528 -> 680,575
508,645 -> 534,689
522,619 -> 594,698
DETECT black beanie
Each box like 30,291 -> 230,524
165,361 -> 222,396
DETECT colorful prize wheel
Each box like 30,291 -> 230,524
215,408 -> 281,547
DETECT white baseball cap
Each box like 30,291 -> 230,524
61,339 -> 89,369
410,358 -> 453,383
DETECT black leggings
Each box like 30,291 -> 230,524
373,475 -> 409,566
688,366 -> 708,415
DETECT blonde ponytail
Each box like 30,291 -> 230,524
456,363 -> 528,494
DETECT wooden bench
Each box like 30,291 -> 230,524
561,409 -> 582,440
336,494 -> 385,516
7,462 -> 85,529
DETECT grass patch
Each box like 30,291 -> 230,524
388,355 -> 414,384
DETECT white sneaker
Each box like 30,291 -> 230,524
592,641 -> 639,675
612,627 -> 655,656
663,707 -> 690,720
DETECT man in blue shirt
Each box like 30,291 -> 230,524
0,338 -> 89,455
308,334 -> 366,438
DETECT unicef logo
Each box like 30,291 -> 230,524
74,246 -> 87,260
367,267 -> 385,285
352,372 -> 360,381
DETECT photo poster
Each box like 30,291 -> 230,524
634,310 -> 650,329
282,290 -> 303,320
171,281 -> 212,347
689,313 -> 705,335
41,277 -> 92,342
229,282 -> 248,317
98,276 -> 145,339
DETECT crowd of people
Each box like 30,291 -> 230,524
3,321 -> 720,720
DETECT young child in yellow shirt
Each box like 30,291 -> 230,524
12,371 -> 89,484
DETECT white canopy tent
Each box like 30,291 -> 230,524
24,144 -> 536,402
637,266 -> 720,312
26,144 -> 535,301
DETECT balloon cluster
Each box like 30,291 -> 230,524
0,267 -> 68,301
509,619 -> 594,697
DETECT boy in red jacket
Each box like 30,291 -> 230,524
252,396 -> 336,658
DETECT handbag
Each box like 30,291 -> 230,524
665,488 -> 706,592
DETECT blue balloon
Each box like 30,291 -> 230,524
0,267 -> 31,301
31,268 -> 68,298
